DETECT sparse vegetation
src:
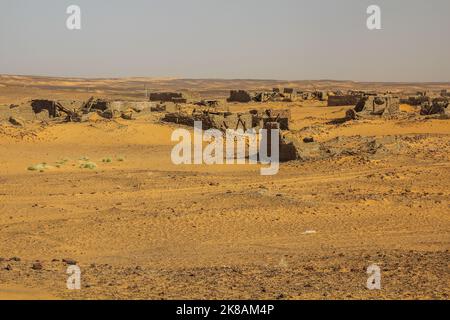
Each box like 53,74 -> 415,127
27,163 -> 48,172
79,161 -> 97,169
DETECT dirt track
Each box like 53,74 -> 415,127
0,77 -> 449,300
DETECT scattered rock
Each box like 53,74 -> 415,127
9,257 -> 21,262
4,264 -> 12,271
31,262 -> 43,270
303,137 -> 314,143
9,116 -> 25,126
276,293 -> 286,299
121,110 -> 133,120
62,258 -> 77,265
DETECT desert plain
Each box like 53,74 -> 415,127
0,75 -> 449,299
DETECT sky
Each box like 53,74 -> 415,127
0,0 -> 449,81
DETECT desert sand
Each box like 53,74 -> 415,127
0,75 -> 449,300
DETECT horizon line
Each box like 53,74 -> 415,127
1,73 -> 450,85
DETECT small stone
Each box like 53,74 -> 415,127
276,293 -> 286,299
303,137 -> 314,143
9,257 -> 21,262
62,258 -> 77,265
121,111 -> 133,120
4,264 -> 12,271
32,262 -> 43,270
9,116 -> 25,127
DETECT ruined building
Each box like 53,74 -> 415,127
250,109 -> 291,130
163,110 -> 253,131
346,95 -> 400,119
328,95 -> 361,107
227,90 -> 253,103
420,98 -> 449,116
149,92 -> 187,104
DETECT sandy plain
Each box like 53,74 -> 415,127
0,75 -> 449,299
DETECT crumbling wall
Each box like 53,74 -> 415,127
250,109 -> 291,130
420,98 -> 449,115
346,95 -> 400,119
208,112 -> 253,131
108,101 -> 154,112
227,90 -> 252,103
162,111 -> 253,131
400,95 -> 430,106
31,100 -> 58,118
328,95 -> 360,106
149,92 -> 186,103
283,88 -> 295,94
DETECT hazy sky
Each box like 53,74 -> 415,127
1,0 -> 449,81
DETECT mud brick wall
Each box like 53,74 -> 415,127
149,92 -> 183,102
328,95 -> 360,106
209,113 -> 253,131
227,90 -> 252,103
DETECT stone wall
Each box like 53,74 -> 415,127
328,95 -> 361,106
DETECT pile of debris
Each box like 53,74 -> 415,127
1,97 -> 155,125
194,100 -> 220,108
420,98 -> 449,116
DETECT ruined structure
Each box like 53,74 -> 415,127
253,91 -> 285,102
400,95 -> 430,106
328,95 -> 361,107
314,91 -> 328,101
346,95 -> 400,119
440,90 -> 450,98
228,88 -> 311,103
1,97 -> 153,123
227,90 -> 253,103
420,98 -> 449,115
163,110 -> 252,131
261,121 -> 298,162
250,109 -> 291,130
149,92 -> 187,103
194,100 -> 220,108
